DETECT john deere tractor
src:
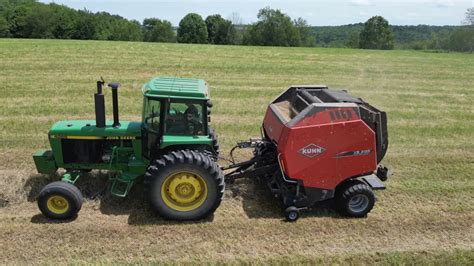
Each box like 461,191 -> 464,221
33,77 -> 224,220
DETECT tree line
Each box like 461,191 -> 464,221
0,0 -> 472,52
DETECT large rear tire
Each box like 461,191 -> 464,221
209,127 -> 220,157
144,150 -> 225,220
37,181 -> 83,220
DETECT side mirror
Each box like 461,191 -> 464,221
207,100 -> 213,108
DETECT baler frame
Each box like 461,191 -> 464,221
221,85 -> 390,221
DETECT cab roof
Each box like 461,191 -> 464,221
142,76 -> 209,100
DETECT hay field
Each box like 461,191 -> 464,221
0,39 -> 473,264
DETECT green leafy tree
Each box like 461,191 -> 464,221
345,31 -> 360,48
205,14 -> 223,44
93,12 -> 114,40
72,10 -> 96,40
0,0 -> 145,41
108,19 -> 143,41
25,4 -> 55,38
50,4 -> 76,39
215,19 -> 236,44
359,16 -> 394,50
7,4 -> 32,37
143,18 -> 175,42
205,14 -> 236,44
243,7 -> 300,47
294,17 -> 314,47
446,8 -> 474,52
177,13 -> 208,44
0,16 -> 8,37
448,26 -> 474,52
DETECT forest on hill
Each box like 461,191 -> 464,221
0,0 -> 472,52
311,24 -> 461,50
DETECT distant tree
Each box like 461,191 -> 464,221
445,8 -> 474,52
345,31 -> 360,48
463,7 -> 473,25
7,4 -> 32,37
0,0 -> 11,16
177,13 -> 208,44
359,16 -> 394,50
0,16 -> 8,37
143,18 -> 175,42
93,12 -> 115,40
72,10 -> 96,40
108,19 -> 143,41
205,14 -> 223,44
448,26 -> 474,52
294,17 -> 314,46
215,19 -> 237,44
205,14 -> 236,44
49,4 -> 76,39
243,7 -> 300,47
25,4 -> 55,38
0,0 -> 146,41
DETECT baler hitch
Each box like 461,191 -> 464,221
222,139 -> 279,184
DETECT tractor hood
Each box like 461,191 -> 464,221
48,120 -> 141,139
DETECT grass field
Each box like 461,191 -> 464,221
0,39 -> 473,264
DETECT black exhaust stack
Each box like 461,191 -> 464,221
108,82 -> 121,128
94,80 -> 106,128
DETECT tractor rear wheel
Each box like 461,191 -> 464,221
37,181 -> 83,220
336,182 -> 375,217
209,127 -> 220,157
144,150 -> 225,220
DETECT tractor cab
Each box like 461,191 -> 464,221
140,77 -> 214,159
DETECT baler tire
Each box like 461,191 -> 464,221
209,127 -> 220,157
285,206 -> 300,222
144,150 -> 225,221
37,181 -> 83,220
337,183 -> 375,218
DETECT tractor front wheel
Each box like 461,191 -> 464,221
37,181 -> 83,220
144,150 -> 225,220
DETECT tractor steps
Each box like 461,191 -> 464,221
110,173 -> 139,197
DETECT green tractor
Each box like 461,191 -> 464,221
33,77 -> 224,220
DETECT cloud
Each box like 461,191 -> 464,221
434,0 -> 455,7
350,0 -> 371,6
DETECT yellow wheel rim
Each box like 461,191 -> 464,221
161,171 -> 208,212
46,195 -> 69,214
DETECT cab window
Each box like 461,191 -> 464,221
165,101 -> 205,135
144,99 -> 161,132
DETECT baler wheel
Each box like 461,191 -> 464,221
37,181 -> 83,220
144,150 -> 225,220
285,206 -> 300,222
337,183 -> 375,217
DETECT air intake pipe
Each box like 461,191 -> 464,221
94,80 -> 106,128
108,82 -> 121,128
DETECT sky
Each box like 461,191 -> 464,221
39,0 -> 473,26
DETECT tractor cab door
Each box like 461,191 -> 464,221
142,97 -> 164,159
